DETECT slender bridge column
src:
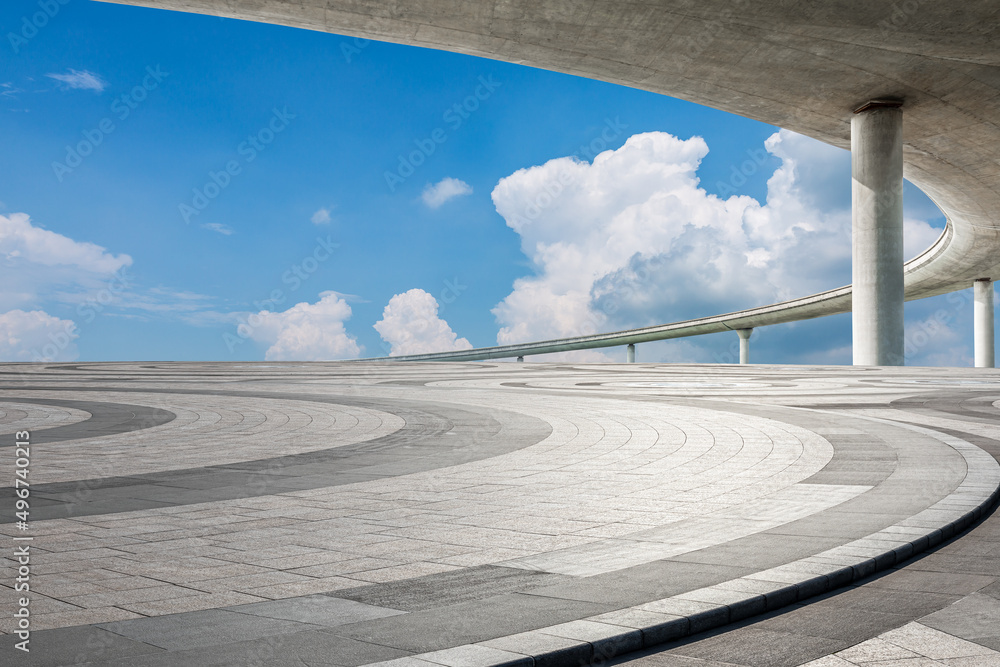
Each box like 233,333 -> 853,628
975,278 -> 995,368
852,101 -> 904,366
626,343 -> 635,363
737,329 -> 752,364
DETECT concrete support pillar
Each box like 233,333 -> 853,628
851,101 -> 905,366
626,343 -> 635,363
974,278 -> 995,368
516,356 -> 524,363
736,329 -> 752,364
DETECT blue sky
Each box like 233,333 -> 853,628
2,0 -> 981,366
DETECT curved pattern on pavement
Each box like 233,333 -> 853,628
0,398 -> 175,446
1,362 -> 998,667
0,401 -> 90,436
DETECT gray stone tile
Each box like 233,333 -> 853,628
666,628 -> 848,667
227,594 -> 407,627
670,534 -> 845,571
822,586 -> 961,617
526,561 -> 752,607
98,609 -> 320,651
920,593 -> 1000,642
332,565 -> 573,612
332,593 -> 612,652
865,569 -> 996,596
0,625 -> 164,667
88,631 -> 410,666
754,605 -> 912,643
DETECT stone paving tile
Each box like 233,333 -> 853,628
240,577 -> 366,599
30,607 -> 145,632
226,594 -> 406,626
880,623 -> 1000,660
0,625 -> 165,667
116,591 -> 267,616
668,627 -> 849,667
96,608 -> 320,651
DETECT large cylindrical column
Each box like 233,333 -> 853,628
852,101 -> 904,366
626,343 -> 635,363
737,329 -> 752,364
974,279 -> 994,368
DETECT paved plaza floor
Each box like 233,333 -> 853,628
1,362 -> 998,666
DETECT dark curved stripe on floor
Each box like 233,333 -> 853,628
0,398 -> 175,446
0,388 -> 552,522
890,391 -> 1000,425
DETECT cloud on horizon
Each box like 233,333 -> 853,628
374,288 -> 472,356
246,291 -> 362,360
0,309 -> 78,361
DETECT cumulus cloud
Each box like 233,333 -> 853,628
46,69 -> 107,92
246,291 -> 361,360
904,217 -> 943,260
374,289 -> 472,356
0,310 -> 78,361
490,129 -> 946,363
421,177 -> 472,208
1,213 -> 130,273
0,212 -> 132,311
311,208 -> 331,225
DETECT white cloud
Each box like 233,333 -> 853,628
46,69 -> 107,92
202,222 -> 234,235
421,177 -> 472,208
1,213 -> 130,273
374,288 -> 472,356
0,310 -> 78,361
311,208 -> 331,225
904,217 -> 943,260
490,130 -> 947,363
0,212 -> 132,311
247,291 -> 361,360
